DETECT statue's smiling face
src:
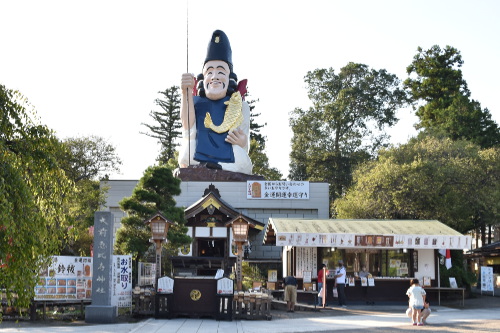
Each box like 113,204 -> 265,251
203,60 -> 229,100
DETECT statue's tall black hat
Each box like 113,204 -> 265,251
204,30 -> 232,70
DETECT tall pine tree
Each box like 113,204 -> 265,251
142,86 -> 182,164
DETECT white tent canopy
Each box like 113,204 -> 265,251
264,219 -> 471,250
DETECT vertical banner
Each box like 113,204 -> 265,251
295,247 -> 317,278
112,255 -> 132,308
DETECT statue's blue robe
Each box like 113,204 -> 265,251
193,96 -> 235,164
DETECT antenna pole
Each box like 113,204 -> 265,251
186,0 -> 191,166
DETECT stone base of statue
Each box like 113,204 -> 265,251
85,305 -> 117,323
174,165 -> 265,182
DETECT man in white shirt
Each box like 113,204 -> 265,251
334,259 -> 347,307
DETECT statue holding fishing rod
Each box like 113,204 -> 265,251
178,30 -> 253,175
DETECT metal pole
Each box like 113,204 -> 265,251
437,254 -> 441,306
322,267 -> 326,307
185,0 -> 191,166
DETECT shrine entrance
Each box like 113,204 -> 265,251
197,238 -> 226,258
171,184 -> 265,277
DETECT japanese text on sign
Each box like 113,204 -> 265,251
34,256 -> 93,301
112,255 -> 132,308
247,181 -> 309,199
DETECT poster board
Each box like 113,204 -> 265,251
268,270 -> 278,282
34,256 -> 93,301
348,277 -> 355,286
247,181 -> 309,199
303,271 -> 312,283
361,277 -> 368,287
423,276 -> 431,287
368,278 -> 375,287
217,277 -> 234,295
295,247 -> 317,278
449,277 -> 458,289
157,277 -> 174,294
481,266 -> 494,292
111,255 -> 133,308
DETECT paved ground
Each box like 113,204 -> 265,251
1,292 -> 499,333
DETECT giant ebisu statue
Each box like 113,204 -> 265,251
178,30 -> 253,177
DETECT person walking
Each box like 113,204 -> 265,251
334,259 -> 347,307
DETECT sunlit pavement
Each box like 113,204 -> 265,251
2,305 -> 500,333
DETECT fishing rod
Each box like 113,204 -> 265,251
186,0 -> 191,167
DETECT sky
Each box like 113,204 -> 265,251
2,0 -> 499,180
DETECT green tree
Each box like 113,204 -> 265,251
249,138 -> 283,180
114,165 -> 191,275
142,86 -> 182,164
246,97 -> 282,180
335,135 -> 500,235
61,135 -> 122,182
405,45 -> 500,148
405,45 -> 469,115
248,97 -> 266,147
57,136 -> 121,256
435,95 -> 500,148
289,63 -> 409,208
437,250 -> 476,289
1,85 -> 74,310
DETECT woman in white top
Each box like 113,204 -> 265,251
406,278 -> 426,326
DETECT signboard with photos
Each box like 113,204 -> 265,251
35,256 -> 93,301
35,255 -> 133,307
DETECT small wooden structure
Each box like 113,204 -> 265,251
171,185 -> 264,277
232,291 -> 272,320
132,287 -> 154,316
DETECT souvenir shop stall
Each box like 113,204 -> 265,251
264,218 -> 471,304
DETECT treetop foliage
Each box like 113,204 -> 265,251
405,45 -> 500,148
289,63 -> 409,206
142,86 -> 182,164
61,135 -> 122,182
115,165 -> 191,260
335,135 -> 500,234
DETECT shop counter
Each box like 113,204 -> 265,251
322,278 -> 412,304
271,289 -> 318,307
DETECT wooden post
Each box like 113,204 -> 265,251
236,242 -> 243,291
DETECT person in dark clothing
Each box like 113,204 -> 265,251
284,275 -> 298,312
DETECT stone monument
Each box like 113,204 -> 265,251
85,211 -> 117,323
